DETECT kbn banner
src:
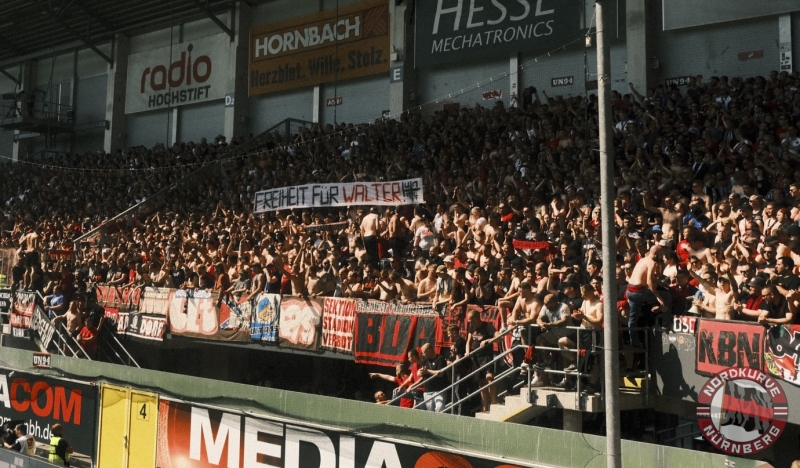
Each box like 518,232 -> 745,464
0,370 -> 98,457
415,0 -> 581,67
254,178 -> 424,213
156,399 -> 528,468
695,319 -> 763,377
126,33 -> 230,113
249,0 -> 390,95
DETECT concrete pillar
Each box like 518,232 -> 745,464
104,34 -> 129,153
625,0 -> 648,93
778,15 -> 793,74
12,60 -> 36,162
563,409 -> 583,432
388,0 -> 414,118
224,2 -> 251,142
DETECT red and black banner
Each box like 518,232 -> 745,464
696,319 -> 763,376
435,304 -> 503,354
10,290 -> 38,338
354,300 -> 418,367
764,324 -> 800,386
156,399 -> 527,468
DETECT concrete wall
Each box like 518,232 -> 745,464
652,7 -> 781,85
0,346 -> 768,468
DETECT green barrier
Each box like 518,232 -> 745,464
0,347 -> 765,468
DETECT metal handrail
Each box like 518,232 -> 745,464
386,325 -> 517,407
390,323 -> 654,415
99,323 -> 140,368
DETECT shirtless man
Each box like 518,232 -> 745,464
392,271 -> 417,303
626,245 -> 669,346
506,282 -> 542,346
360,207 -> 380,267
689,266 -> 739,320
641,194 -> 681,241
52,298 -> 85,338
558,285 -> 603,392
416,265 -> 437,300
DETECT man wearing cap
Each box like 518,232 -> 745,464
48,424 -> 73,466
736,277 -> 768,320
432,265 -> 453,310
689,268 -> 739,320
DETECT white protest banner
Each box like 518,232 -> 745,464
254,178 -> 424,213
126,33 -> 230,114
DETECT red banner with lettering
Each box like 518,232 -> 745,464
696,319 -> 763,376
321,297 -> 356,353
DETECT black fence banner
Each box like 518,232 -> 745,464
354,312 -> 417,367
0,370 -> 99,458
278,296 -> 324,350
30,306 -> 55,349
0,289 -> 11,313
413,315 -> 437,351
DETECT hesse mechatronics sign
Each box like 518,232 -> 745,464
126,33 -> 230,114
249,0 -> 389,95
415,0 -> 580,67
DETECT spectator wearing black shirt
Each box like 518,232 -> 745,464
418,343 -> 449,412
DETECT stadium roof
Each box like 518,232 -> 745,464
0,0 -> 257,74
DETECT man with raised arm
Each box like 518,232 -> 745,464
626,245 -> 669,347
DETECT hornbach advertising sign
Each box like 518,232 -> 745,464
126,33 -> 230,114
249,0 -> 390,95
415,0 -> 581,67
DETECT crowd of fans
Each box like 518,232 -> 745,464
2,68 -> 800,412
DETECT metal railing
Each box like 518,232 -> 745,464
388,323 -> 653,416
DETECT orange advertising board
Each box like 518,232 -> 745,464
249,0 -> 390,95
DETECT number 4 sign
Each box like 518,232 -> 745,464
137,402 -> 149,421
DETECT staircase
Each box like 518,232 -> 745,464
475,392 -> 548,423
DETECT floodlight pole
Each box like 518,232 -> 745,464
597,1 -> 622,467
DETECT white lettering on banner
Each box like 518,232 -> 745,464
254,17 -> 361,58
254,178 -> 424,213
431,20 -> 554,53
285,426 -> 337,468
243,417 -> 283,467
433,0 -> 554,34
185,405 -> 404,468
125,33 -> 229,114
0,375 -> 8,408
30,307 -> 55,349
190,406 -> 241,466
